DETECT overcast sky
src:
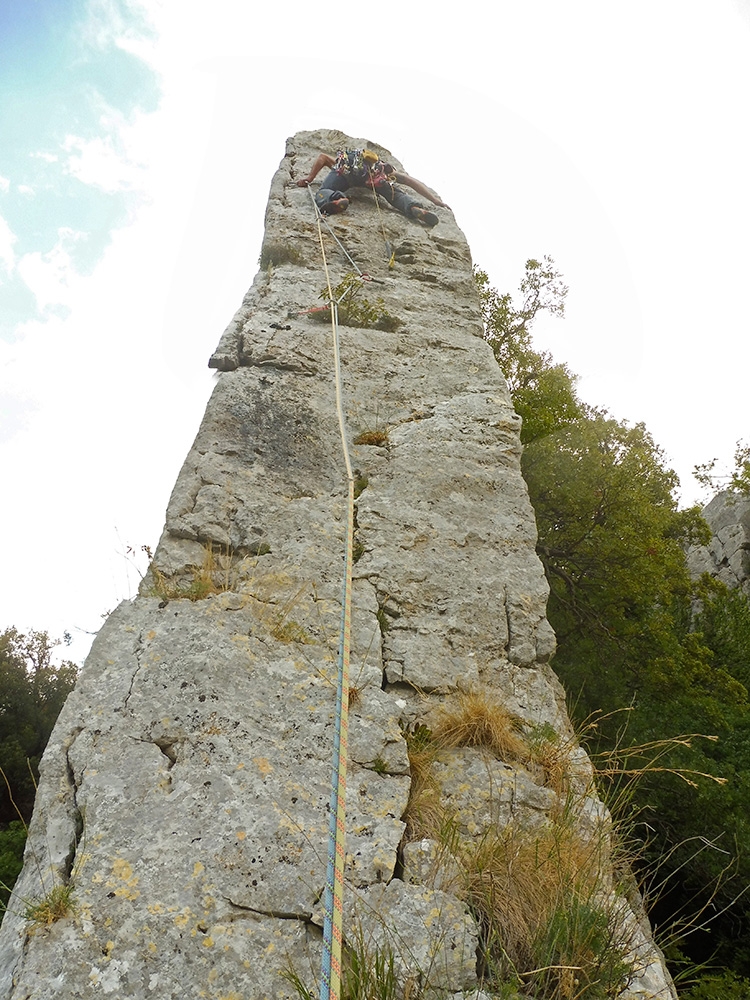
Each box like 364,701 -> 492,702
2,0 -> 749,665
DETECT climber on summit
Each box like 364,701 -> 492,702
296,148 -> 449,227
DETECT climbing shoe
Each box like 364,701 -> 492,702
410,206 -> 439,228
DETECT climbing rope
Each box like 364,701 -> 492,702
309,186 -> 371,280
367,166 -> 396,269
308,184 -> 356,1000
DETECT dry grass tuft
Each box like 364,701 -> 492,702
24,883 -> 76,928
270,616 -> 314,644
460,819 -> 631,998
354,429 -> 389,447
401,725 -> 444,841
526,723 -> 580,800
431,690 -> 527,762
149,544 -> 243,602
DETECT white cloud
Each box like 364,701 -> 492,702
0,176 -> 9,192
63,131 -> 144,193
16,228 -> 85,311
0,214 -> 17,270
31,151 -> 59,164
80,0 -> 157,61
17,185 -> 35,196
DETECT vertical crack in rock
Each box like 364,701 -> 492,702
122,629 -> 146,711
503,586 -> 513,663
61,729 -> 84,882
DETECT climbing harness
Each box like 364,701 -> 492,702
331,149 -> 397,268
334,148 -> 392,190
308,183 -> 356,1000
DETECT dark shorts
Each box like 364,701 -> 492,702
315,169 -> 422,218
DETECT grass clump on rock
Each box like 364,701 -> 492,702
25,883 -> 76,928
313,272 -> 401,331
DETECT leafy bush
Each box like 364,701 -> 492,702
0,629 -> 77,826
477,261 -> 750,981
0,820 -> 26,911
682,970 -> 750,1000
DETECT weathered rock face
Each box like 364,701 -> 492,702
687,490 -> 750,596
0,130 -> 675,999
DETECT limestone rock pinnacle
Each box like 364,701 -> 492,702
0,130 -> 676,1000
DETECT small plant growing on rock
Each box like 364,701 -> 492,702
1,766 -> 80,931
147,543 -> 256,602
353,470 -> 369,498
259,240 -> 303,269
370,754 -> 389,775
24,882 -> 76,928
270,615 -> 313,644
401,724 -> 444,841
354,429 -> 389,447
313,272 -> 402,331
284,938 -> 404,1000
526,721 -> 580,799
375,606 -> 391,633
431,689 -> 527,762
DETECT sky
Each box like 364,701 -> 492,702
2,0 -> 749,666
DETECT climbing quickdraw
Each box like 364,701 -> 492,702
325,151 -> 397,269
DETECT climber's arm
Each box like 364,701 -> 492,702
393,172 -> 450,208
296,153 -> 336,187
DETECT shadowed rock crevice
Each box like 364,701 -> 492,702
61,734 -> 85,882
223,897 -> 314,922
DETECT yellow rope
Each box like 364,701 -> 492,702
367,166 -> 397,269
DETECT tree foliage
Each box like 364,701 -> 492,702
479,261 -> 750,984
475,259 -> 581,444
0,628 -> 77,824
694,440 -> 750,497
0,628 -> 77,910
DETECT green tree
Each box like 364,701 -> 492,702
0,628 -> 77,910
0,821 -> 26,908
478,261 -> 713,716
694,440 -> 750,496
476,259 -> 582,444
477,262 -> 750,983
522,415 -> 717,715
0,628 -> 77,823
694,578 -> 750,693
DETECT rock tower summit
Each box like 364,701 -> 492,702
0,130 -> 675,999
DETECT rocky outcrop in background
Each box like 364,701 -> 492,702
687,490 -> 750,597
0,130 -> 675,1000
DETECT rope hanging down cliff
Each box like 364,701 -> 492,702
308,184 -> 356,1000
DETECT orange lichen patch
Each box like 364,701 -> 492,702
108,857 -> 140,900
174,908 -> 195,928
